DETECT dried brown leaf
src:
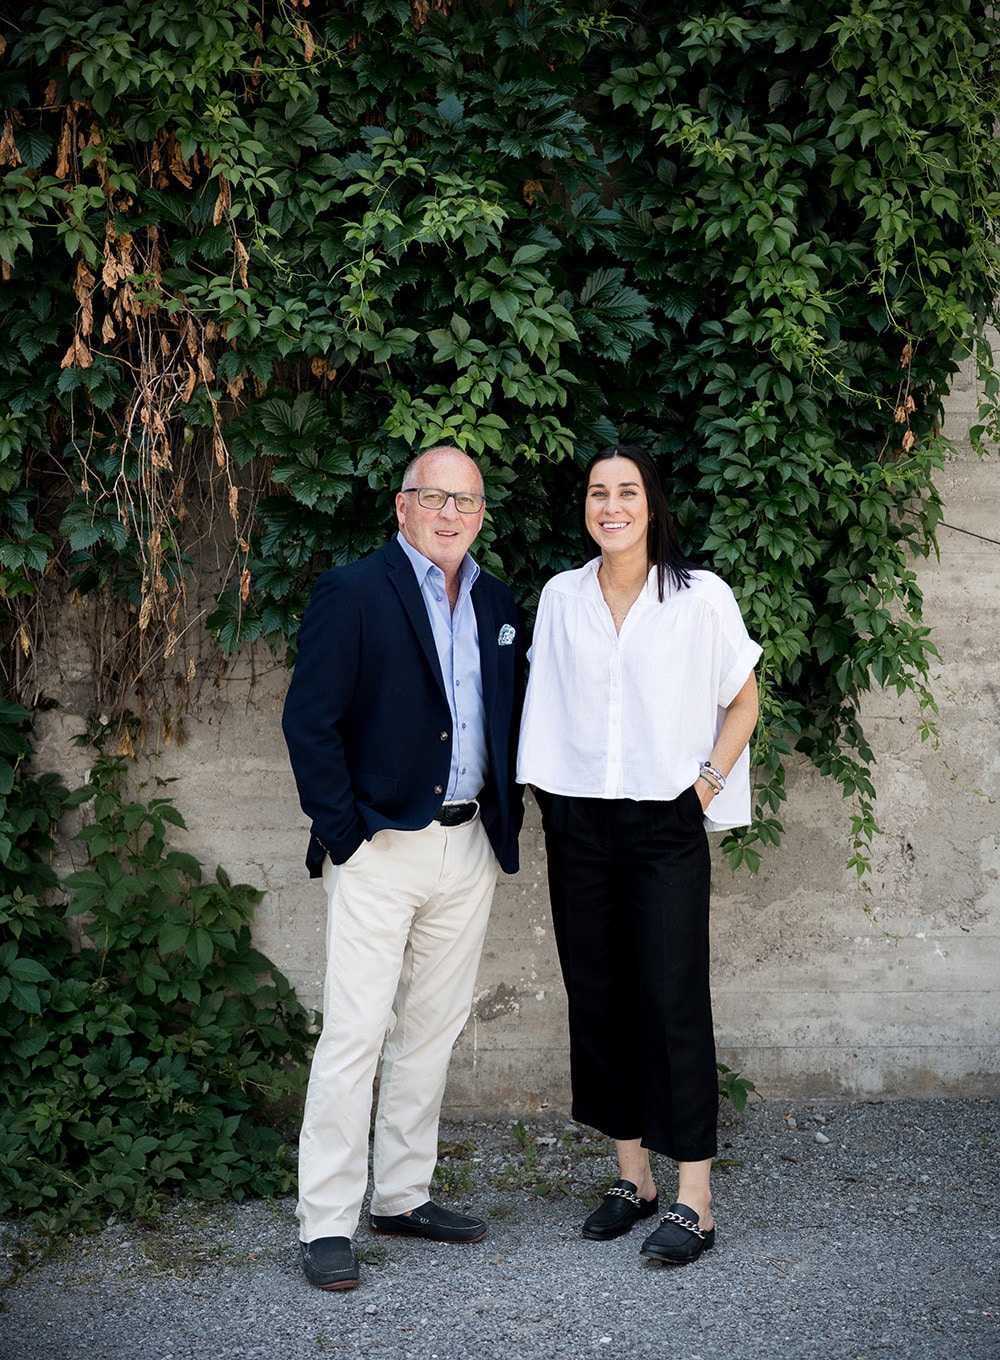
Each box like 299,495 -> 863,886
168,138 -> 193,188
182,319 -> 198,358
0,117 -> 21,167
55,118 -> 73,177
75,260 -> 96,336
117,231 -> 135,275
213,176 -> 231,226
234,236 -> 249,289
60,335 -> 93,369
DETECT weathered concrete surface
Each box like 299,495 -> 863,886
31,361 -> 1000,1112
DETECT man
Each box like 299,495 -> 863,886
282,445 -> 524,1291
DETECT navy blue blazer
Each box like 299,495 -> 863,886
282,538 -> 525,876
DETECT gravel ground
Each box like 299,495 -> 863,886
1,1097 -> 997,1360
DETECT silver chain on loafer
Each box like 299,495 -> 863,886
657,1209 -> 708,1239
606,1185 -> 643,1206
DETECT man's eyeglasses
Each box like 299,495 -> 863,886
402,487 -> 486,514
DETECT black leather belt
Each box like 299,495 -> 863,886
434,802 -> 478,827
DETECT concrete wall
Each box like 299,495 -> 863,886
32,363 -> 999,1111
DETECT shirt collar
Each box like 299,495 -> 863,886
396,531 -> 480,590
583,556 -> 657,592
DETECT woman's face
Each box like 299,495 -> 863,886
584,457 -> 650,559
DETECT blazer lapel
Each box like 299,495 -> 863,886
472,582 -> 498,719
384,539 -> 447,695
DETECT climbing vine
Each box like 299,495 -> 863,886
0,0 -> 998,874
0,716 -> 312,1228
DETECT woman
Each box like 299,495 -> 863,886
517,446 -> 761,1265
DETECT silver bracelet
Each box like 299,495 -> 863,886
700,760 -> 726,791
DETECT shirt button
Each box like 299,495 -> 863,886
440,731 -> 449,741
434,785 -> 444,795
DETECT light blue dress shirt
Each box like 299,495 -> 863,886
397,532 -> 488,802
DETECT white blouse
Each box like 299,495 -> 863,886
516,558 -> 762,831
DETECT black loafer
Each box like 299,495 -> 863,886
582,1180 -> 659,1240
300,1236 -> 360,1290
640,1201 -> 716,1265
369,1200 -> 487,1243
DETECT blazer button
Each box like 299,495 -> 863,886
439,731 -> 449,741
434,785 -> 444,795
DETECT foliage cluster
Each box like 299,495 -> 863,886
1,0 -> 999,873
0,721 -> 312,1230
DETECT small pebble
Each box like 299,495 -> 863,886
815,1131 -> 830,1144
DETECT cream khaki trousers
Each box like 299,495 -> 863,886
296,816 -> 498,1242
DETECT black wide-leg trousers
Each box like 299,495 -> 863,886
538,788 -> 718,1163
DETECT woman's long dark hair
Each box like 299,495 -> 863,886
580,445 -> 692,600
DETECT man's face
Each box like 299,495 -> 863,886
395,449 -> 486,574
